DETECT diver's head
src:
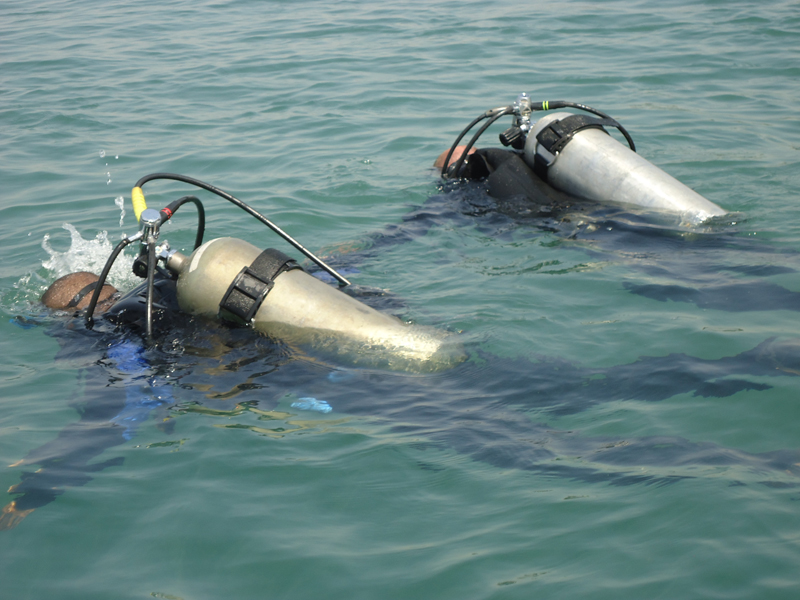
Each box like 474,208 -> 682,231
433,145 -> 476,171
42,272 -> 118,314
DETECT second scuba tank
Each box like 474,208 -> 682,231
524,112 -> 726,225
166,237 -> 463,372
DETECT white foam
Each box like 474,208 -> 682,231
41,223 -> 139,291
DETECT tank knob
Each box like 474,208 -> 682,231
499,126 -> 525,149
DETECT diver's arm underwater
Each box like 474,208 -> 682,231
0,273 -> 177,531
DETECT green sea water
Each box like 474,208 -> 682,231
2,0 -> 800,598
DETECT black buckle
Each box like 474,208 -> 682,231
218,248 -> 301,326
219,266 -> 274,325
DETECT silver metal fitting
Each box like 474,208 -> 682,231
140,208 -> 162,244
158,241 -> 190,275
513,92 -> 532,133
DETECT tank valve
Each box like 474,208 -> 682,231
139,208 -> 163,244
499,92 -> 533,149
513,92 -> 532,130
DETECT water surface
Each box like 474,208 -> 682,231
2,1 -> 800,598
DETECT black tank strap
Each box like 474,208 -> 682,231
536,114 -> 623,156
219,248 -> 302,325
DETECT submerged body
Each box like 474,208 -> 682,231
4,298 -> 799,531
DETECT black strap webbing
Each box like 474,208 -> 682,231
536,114 -> 621,156
218,248 -> 302,325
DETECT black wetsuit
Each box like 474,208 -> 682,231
4,212 -> 800,530
453,148 -> 591,216
438,147 -> 800,313
105,275 -> 181,332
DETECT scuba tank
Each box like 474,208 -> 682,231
442,94 -> 726,225
85,174 -> 462,373
524,112 -> 726,224
166,237 -> 462,372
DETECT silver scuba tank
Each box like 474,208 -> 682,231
165,237 -> 463,372
524,112 -> 726,225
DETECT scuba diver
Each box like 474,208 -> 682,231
434,93 -> 727,225
3,264 -> 797,533
3,165 -> 799,531
1,173 -> 463,531
302,93 -> 799,321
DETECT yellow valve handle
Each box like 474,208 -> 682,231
131,186 -> 148,222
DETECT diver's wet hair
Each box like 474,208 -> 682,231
42,272 -> 117,313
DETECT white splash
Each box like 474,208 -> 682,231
41,223 -> 139,291
115,195 -> 126,227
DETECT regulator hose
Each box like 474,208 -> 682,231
440,106 -> 512,178
451,106 -> 515,178
86,193 -> 201,339
85,233 -> 141,329
131,173 -> 350,287
161,195 -> 205,250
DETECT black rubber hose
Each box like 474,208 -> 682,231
85,235 -> 137,328
451,106 -> 515,178
440,107 -> 513,178
134,174 -> 350,286
162,195 -> 205,250
440,114 -> 491,178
